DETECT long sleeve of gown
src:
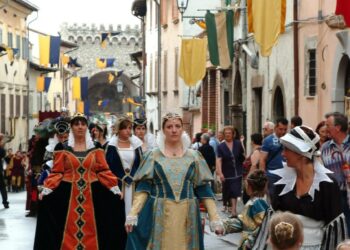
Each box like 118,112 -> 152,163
93,149 -> 119,191
128,192 -> 148,217
203,198 -> 220,222
43,150 -> 65,192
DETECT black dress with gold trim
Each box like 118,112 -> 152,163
33,143 -> 126,250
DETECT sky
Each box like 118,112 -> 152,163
28,0 -> 139,35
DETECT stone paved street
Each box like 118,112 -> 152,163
0,192 -> 242,249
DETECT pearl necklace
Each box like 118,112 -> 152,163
118,138 -> 129,143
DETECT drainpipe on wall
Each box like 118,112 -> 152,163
26,11 -> 39,148
154,0 -> 162,131
293,0 -> 299,115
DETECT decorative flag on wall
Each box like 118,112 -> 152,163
39,35 -> 61,65
107,70 -> 123,83
0,44 -> 18,63
336,0 -> 350,27
72,77 -> 89,100
247,0 -> 286,57
44,77 -> 52,92
101,32 -> 120,48
125,97 -> 142,106
179,38 -> 207,86
36,76 -> 52,92
62,54 -> 70,65
96,58 -> 116,69
195,20 -> 207,30
67,57 -> 82,68
205,10 -> 234,69
77,100 -> 84,113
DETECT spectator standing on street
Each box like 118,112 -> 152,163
315,120 -> 330,148
191,132 -> 202,150
199,133 -> 216,190
262,121 -> 275,138
217,130 -> 224,142
321,112 -> 350,235
269,212 -> 303,250
4,148 -> 13,192
0,133 -> 9,208
259,118 -> 288,196
216,126 -> 245,218
208,129 -> 220,156
290,115 -> 303,129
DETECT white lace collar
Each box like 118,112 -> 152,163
271,160 -> 334,200
108,134 -> 143,149
156,131 -> 191,156
45,135 -> 59,153
68,130 -> 95,150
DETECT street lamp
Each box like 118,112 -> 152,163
176,0 -> 189,20
116,80 -> 123,93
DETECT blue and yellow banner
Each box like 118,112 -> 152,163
36,76 -> 52,92
39,35 -> 61,65
98,99 -> 110,108
101,32 -> 120,48
96,58 -> 116,69
72,77 -> 89,100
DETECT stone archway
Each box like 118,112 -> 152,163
87,71 -> 139,114
273,86 -> 285,120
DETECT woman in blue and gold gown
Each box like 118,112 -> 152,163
125,112 -> 223,250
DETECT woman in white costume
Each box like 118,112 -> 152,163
105,115 -> 143,216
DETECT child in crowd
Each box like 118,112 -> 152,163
222,170 -> 269,249
269,212 -> 303,250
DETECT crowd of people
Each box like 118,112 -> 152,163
2,110 -> 350,249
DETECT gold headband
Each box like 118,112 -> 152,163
114,114 -> 133,134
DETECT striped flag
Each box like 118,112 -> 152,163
205,10 -> 234,69
101,32 -> 120,48
39,35 -> 61,65
72,77 -> 89,100
96,58 -> 116,69
36,76 -> 52,92
44,77 -> 52,92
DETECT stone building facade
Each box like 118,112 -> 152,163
59,23 -> 142,114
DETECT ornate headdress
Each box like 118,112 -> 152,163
70,113 -> 88,125
161,112 -> 183,127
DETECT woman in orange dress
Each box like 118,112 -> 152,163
34,113 -> 126,250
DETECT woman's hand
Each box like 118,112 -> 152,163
38,193 -> 44,201
219,174 -> 225,182
215,226 -> 224,236
125,224 -> 134,233
118,192 -> 124,200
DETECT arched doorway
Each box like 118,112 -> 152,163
335,55 -> 350,114
87,71 -> 140,114
273,86 -> 285,120
231,70 -> 243,134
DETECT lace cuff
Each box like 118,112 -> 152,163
41,187 -> 53,196
110,186 -> 122,195
125,215 -> 138,226
209,220 -> 224,232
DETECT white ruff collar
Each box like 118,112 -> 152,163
156,130 -> 191,155
46,135 -> 59,153
108,134 -> 143,149
271,160 -> 334,200
68,130 -> 95,150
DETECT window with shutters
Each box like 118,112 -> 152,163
22,37 -> 28,59
8,32 -> 13,47
1,94 -> 5,133
174,47 -> 179,90
163,50 -> 168,91
9,94 -> 14,118
307,49 -> 316,96
23,95 -> 28,118
16,95 -> 21,117
16,34 -> 21,58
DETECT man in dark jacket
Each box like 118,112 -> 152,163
0,133 -> 9,208
198,133 -> 216,192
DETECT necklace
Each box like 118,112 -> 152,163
118,138 -> 129,143
165,147 -> 182,157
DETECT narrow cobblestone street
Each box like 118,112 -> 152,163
0,192 -> 241,249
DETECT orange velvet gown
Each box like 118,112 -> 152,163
34,143 -> 126,250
